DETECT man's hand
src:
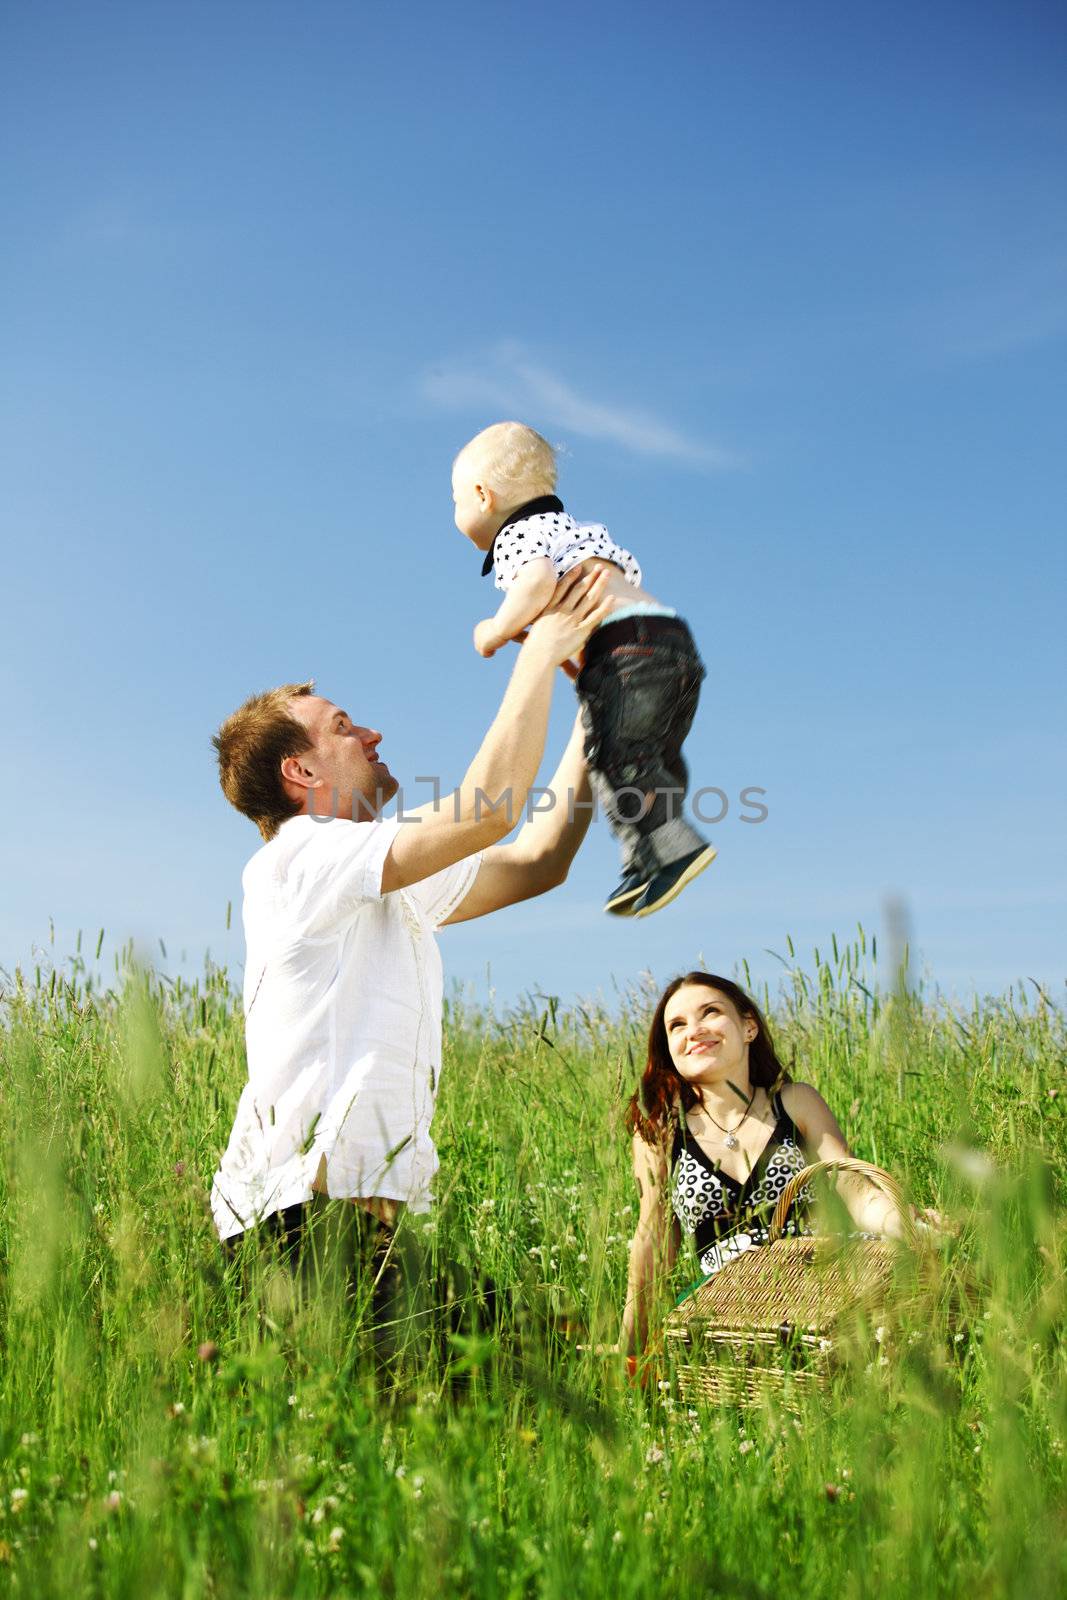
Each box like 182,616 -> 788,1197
511,627 -> 581,680
473,619 -> 503,657
522,569 -> 612,667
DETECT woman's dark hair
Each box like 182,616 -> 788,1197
625,972 -> 788,1143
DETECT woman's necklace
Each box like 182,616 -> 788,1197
696,1086 -> 757,1150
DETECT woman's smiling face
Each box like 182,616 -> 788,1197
662,983 -> 758,1083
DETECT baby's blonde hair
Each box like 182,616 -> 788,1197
454,421 -> 557,509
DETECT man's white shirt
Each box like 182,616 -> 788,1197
210,814 -> 480,1239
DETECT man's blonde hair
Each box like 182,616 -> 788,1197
454,421 -> 557,509
213,681 -> 315,841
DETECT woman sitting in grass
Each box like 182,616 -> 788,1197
620,971 -> 915,1362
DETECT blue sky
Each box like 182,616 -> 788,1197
2,0 -> 1064,1009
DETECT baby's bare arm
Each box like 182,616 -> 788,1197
474,558 -> 557,657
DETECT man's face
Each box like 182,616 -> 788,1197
285,695 -> 399,820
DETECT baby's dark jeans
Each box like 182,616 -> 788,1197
576,613 -> 709,880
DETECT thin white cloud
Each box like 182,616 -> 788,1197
420,343 -> 740,469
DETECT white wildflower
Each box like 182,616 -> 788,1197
942,1143 -> 994,1186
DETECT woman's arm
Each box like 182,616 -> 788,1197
782,1082 -> 910,1239
619,1130 -> 681,1357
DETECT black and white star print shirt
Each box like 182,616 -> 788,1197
670,1090 -> 812,1278
481,495 -> 643,594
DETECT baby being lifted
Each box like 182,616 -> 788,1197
452,421 -> 715,917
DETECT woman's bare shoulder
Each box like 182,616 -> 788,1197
779,1081 -> 848,1146
630,1123 -> 672,1183
779,1080 -> 834,1123
779,1079 -> 825,1107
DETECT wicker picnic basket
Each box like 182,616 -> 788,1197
665,1156 -> 918,1407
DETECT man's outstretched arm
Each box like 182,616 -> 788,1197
440,710 -> 594,924
380,572 -> 608,895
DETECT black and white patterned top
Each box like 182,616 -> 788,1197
480,495 -> 643,594
671,1091 -> 812,1278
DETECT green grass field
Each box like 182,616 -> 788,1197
0,931 -> 1063,1599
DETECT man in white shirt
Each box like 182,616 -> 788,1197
210,572 -> 610,1297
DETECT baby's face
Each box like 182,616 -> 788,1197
451,460 -> 498,548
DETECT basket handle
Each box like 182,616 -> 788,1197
768,1156 -> 918,1248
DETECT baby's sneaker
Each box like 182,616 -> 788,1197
631,845 -> 717,917
604,867 -> 650,916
